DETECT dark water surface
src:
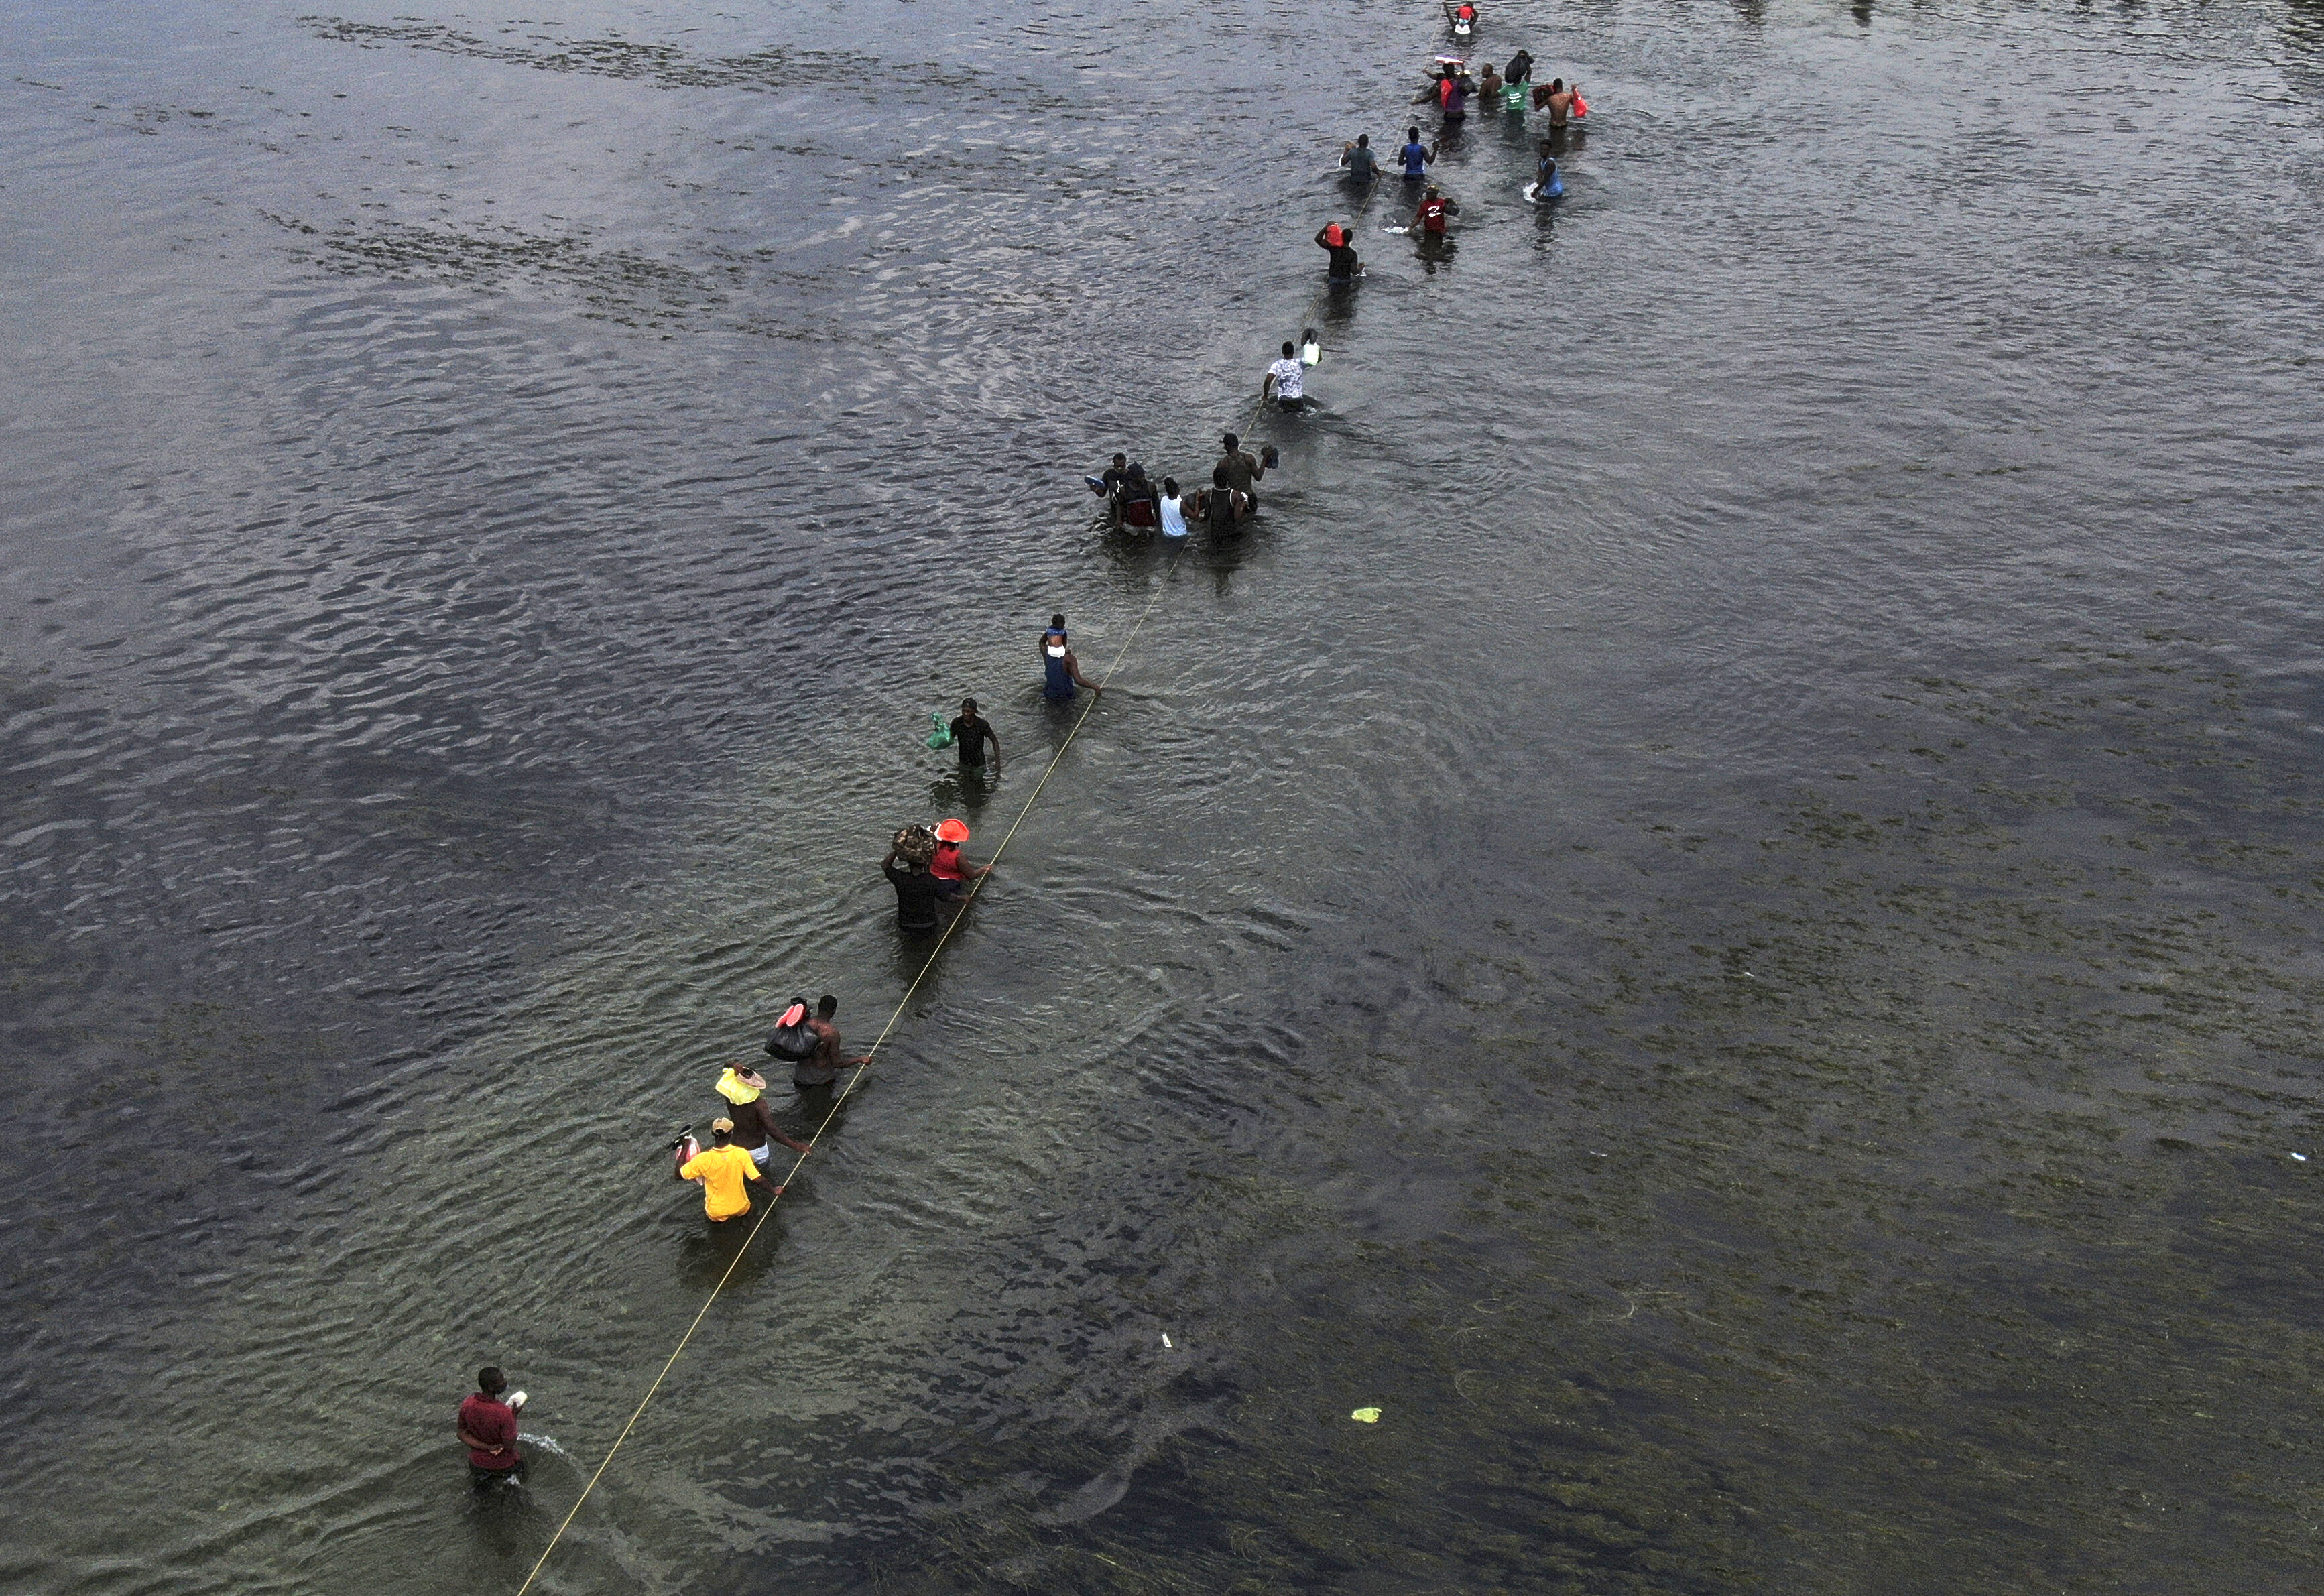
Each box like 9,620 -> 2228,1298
7,0 -> 2324,1590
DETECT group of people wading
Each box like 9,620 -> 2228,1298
1091,432 -> 1281,537
456,3 -> 1597,1491
1332,36 -> 1590,258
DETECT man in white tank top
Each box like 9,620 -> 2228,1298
1158,477 -> 1191,539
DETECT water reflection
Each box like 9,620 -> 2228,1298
926,762 -> 999,814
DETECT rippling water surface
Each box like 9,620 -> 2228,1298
7,0 -> 2324,1590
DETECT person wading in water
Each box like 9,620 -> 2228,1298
715,1063 -> 812,1169
949,697 -> 999,775
675,1119 -> 785,1220
1041,615 -> 1104,702
457,1367 -> 526,1489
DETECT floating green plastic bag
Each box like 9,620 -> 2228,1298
925,713 -> 954,750
1350,1407 -> 1382,1424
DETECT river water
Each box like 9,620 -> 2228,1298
6,0 -> 2324,1590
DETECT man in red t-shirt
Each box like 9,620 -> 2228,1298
1412,183 -> 1459,239
456,1365 -> 526,1486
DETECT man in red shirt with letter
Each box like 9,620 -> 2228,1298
1412,183 -> 1459,240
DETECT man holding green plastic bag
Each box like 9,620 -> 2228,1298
943,697 -> 1000,774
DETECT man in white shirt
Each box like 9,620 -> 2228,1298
1262,341 -> 1308,413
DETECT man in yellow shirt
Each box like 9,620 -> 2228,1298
675,1119 -> 792,1221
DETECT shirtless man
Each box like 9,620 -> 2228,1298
1535,76 -> 1576,125
796,995 -> 871,1113
715,1063 -> 812,1168
1217,432 -> 1265,512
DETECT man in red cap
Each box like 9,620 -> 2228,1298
930,818 -> 991,884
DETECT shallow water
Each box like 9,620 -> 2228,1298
6,0 -> 2324,1590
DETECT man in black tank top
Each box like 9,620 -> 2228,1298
1202,465 -> 1245,532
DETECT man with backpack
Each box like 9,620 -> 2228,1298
803,995 -> 871,1103
765,997 -> 827,1086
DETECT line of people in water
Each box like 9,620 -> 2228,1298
467,979 -> 885,1479
1331,46 -> 1589,256
461,16 -> 1601,1485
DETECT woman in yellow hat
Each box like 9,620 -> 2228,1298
715,1063 -> 812,1169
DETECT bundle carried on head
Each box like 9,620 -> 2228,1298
892,823 -> 938,865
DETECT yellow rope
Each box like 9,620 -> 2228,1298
513,552 -> 1185,1593
515,154 -> 1390,1596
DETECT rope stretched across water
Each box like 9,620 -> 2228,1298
513,159 -> 1387,1595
